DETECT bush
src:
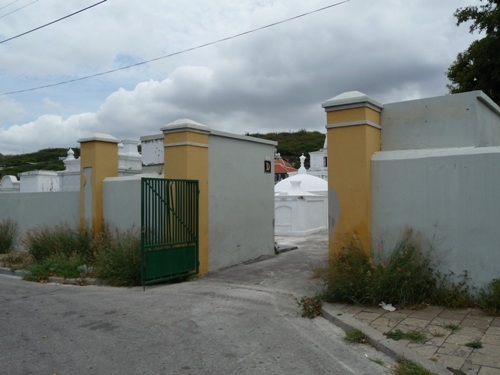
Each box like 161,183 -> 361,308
94,229 -> 141,287
478,278 -> 500,315
24,253 -> 86,282
0,219 -> 18,254
433,270 -> 476,308
371,229 -> 437,306
324,233 -> 373,304
322,228 -> 478,309
23,224 -> 96,264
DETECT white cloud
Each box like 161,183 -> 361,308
0,0 -> 482,154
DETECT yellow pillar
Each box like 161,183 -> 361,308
161,119 -> 210,275
322,91 -> 382,257
78,133 -> 119,233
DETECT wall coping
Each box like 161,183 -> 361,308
210,130 -> 277,146
161,118 -> 210,134
322,91 -> 383,112
78,133 -> 120,144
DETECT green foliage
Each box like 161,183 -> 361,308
478,278 -> 500,315
322,229 -> 479,309
394,358 -> 435,375
465,340 -> 483,349
0,219 -> 18,254
296,295 -> 323,319
23,224 -> 96,264
439,323 -> 461,333
94,229 -> 141,287
447,0 -> 500,105
21,224 -> 141,286
344,328 -> 367,344
371,229 -> 436,307
247,130 -> 325,168
385,329 -> 427,344
0,147 -> 80,180
325,233 -> 373,304
433,271 -> 476,308
0,251 -> 33,271
23,253 -> 87,282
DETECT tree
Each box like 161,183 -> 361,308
447,0 -> 500,104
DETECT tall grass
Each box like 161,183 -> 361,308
21,224 -> 141,286
0,219 -> 18,254
322,228 -> 482,308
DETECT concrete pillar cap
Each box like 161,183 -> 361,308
161,118 -> 210,133
78,133 -> 120,144
322,91 -> 383,111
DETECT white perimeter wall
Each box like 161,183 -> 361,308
208,131 -> 276,270
0,192 -> 79,249
103,176 -> 142,232
372,147 -> 500,288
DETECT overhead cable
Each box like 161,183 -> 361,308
0,0 -> 107,44
0,0 -> 40,20
1,0 -> 349,96
0,0 -> 21,11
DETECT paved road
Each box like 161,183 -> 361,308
0,232 -> 393,374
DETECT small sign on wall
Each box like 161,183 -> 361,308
264,159 -> 272,173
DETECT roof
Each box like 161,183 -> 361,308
274,158 -> 297,174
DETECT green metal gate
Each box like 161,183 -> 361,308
141,178 -> 199,287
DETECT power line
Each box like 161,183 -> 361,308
0,0 -> 107,44
0,0 -> 39,20
0,0 -> 21,11
1,0 -> 349,96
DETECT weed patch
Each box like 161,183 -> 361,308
296,295 -> 323,319
0,219 -> 17,254
94,229 -> 141,287
385,329 -> 427,344
324,233 -> 373,304
0,251 -> 33,270
433,271 -> 475,308
393,358 -> 435,375
465,340 -> 483,349
439,323 -> 461,333
322,228 -> 479,309
344,328 -> 367,344
478,278 -> 500,315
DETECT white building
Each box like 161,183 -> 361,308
274,155 -> 328,236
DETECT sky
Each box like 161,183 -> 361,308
0,0 -> 480,155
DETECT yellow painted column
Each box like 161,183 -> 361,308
161,119 -> 210,275
322,91 -> 382,258
78,133 -> 119,233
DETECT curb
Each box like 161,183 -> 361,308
321,304 -> 453,375
276,245 -> 299,254
0,266 -> 98,286
0,267 -> 24,278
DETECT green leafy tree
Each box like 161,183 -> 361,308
447,0 -> 500,104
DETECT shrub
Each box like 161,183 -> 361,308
0,219 -> 18,254
322,228 -> 478,309
94,229 -> 141,287
23,253 -> 86,282
433,270 -> 476,308
371,229 -> 436,307
394,358 -> 435,375
478,278 -> 500,315
324,233 -> 373,304
23,224 -> 96,264
344,328 -> 367,344
296,296 -> 323,318
1,251 -> 33,271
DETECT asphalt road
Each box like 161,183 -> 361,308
0,232 -> 394,375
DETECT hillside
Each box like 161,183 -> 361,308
0,148 -> 80,180
247,129 -> 325,168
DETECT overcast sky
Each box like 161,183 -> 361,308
0,0 -> 479,154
